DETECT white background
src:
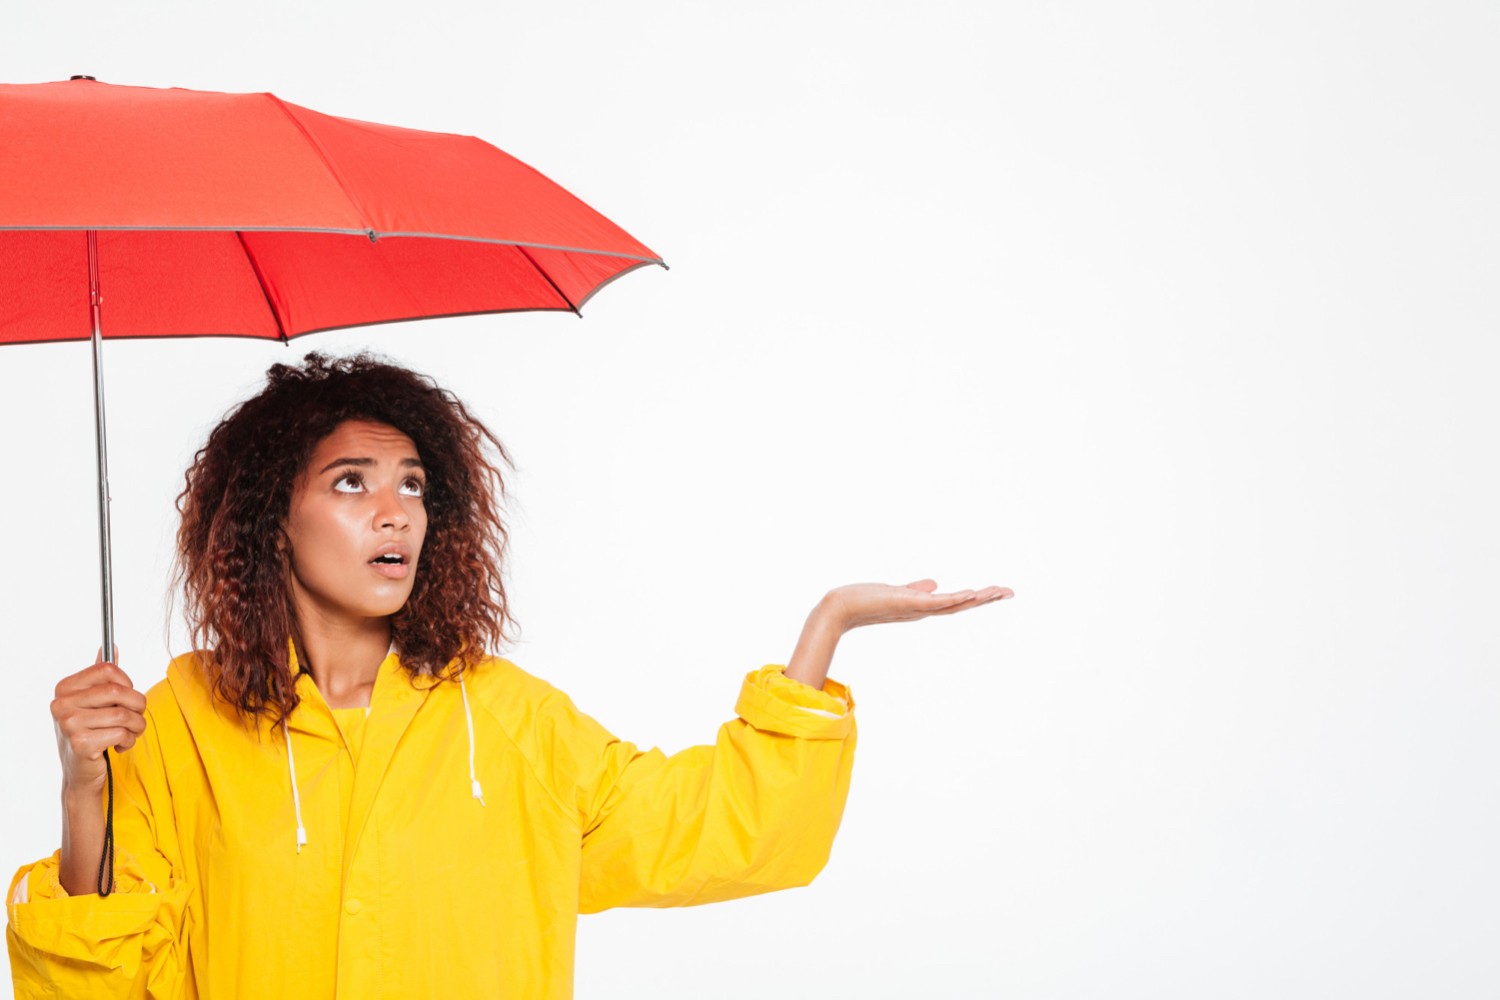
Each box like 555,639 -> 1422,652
3,2 -> 1497,997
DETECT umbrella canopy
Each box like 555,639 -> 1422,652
0,76 -> 664,344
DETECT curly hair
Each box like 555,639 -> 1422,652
172,351 -> 518,733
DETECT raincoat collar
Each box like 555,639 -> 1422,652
283,637 -> 399,740
285,636 -> 446,689
285,634 -> 398,681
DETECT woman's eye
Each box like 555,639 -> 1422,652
334,473 -> 364,493
401,478 -> 426,498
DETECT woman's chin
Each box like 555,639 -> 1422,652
366,589 -> 417,619
319,589 -> 416,623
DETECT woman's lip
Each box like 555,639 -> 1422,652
369,561 -> 411,580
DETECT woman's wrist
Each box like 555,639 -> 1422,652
784,598 -> 847,690
60,782 -> 107,896
63,780 -> 106,816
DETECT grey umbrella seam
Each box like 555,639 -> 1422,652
574,260 -> 664,312
0,226 -> 664,265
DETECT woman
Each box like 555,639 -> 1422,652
6,353 -> 1011,999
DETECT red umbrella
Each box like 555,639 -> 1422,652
1,74 -> 664,657
1,76 -> 664,895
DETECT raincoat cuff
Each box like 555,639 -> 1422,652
8,850 -> 163,910
734,664 -> 855,740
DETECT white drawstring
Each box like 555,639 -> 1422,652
285,725 -> 308,853
286,664 -> 485,854
459,673 -> 486,807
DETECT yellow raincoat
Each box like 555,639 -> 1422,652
6,644 -> 856,998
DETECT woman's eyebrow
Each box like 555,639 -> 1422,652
316,457 -> 426,474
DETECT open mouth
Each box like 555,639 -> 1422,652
369,552 -> 412,578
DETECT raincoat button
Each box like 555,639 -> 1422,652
344,898 -> 362,915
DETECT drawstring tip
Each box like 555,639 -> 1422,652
471,779 -> 486,807
295,826 -> 308,853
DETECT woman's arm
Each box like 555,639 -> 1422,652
575,664 -> 857,913
8,659 -> 192,1000
575,578 -> 1009,913
53,650 -> 147,896
60,784 -> 111,898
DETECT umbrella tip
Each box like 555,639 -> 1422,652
70,74 -> 97,81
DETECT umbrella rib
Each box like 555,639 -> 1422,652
516,245 -> 581,317
265,94 -> 376,234
236,232 -> 288,343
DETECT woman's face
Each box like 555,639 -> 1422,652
281,419 -> 429,628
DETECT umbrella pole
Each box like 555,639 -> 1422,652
87,230 -> 116,660
87,229 -> 117,896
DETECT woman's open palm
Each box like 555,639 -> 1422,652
827,579 -> 1012,631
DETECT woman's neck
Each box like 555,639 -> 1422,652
294,610 -> 391,710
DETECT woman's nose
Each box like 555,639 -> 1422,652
374,487 -> 410,530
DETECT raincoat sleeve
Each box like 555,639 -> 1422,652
566,663 -> 857,913
6,706 -> 192,1000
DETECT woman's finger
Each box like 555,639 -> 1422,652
59,705 -> 147,738
56,662 -> 133,697
59,683 -> 147,714
918,587 -> 1013,616
921,598 -> 984,618
69,727 -> 136,762
915,586 -> 969,600
927,588 -> 981,605
832,580 -> 1012,630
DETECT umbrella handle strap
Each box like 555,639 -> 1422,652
96,750 -> 116,896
